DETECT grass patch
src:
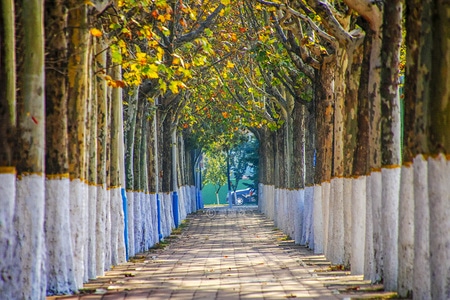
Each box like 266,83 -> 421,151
171,219 -> 190,235
279,235 -> 292,241
202,180 -> 254,205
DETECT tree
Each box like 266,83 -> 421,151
230,135 -> 259,192
14,0 -> 46,297
203,151 -> 227,204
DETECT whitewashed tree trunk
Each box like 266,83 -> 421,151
273,188 -> 280,228
303,186 -> 314,248
109,188 -> 121,266
95,184 -> 107,276
82,183 -> 89,283
87,184 -> 97,279
294,189 -> 305,244
381,167 -> 400,291
15,175 -> 46,298
45,177 -> 76,294
329,178 -> 344,265
351,176 -> 366,275
364,174 -> 375,281
126,191 -> 135,257
343,178 -> 352,268
0,171 -> 19,298
70,179 -> 85,288
428,155 -> 450,299
398,165 -> 414,297
371,171 -> 383,282
412,155 -> 430,299
104,189 -> 111,271
134,191 -> 142,253
313,184 -> 324,254
322,182 -> 330,256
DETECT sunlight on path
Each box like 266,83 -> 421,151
48,208 -> 400,299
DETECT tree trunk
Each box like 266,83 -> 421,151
428,1 -> 450,298
292,103 -> 305,189
87,39 -> 98,280
0,1 -> 18,297
14,0 -> 46,297
67,0 -> 89,287
95,40 -> 108,277
380,1 -> 403,291
0,0 -> 16,165
314,59 -> 335,184
44,0 -> 78,294
123,87 -> 139,257
161,108 -> 175,193
109,64 -> 126,265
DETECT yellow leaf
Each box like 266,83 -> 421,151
90,28 -> 102,37
226,61 -> 235,68
136,52 -> 147,65
84,0 -> 95,6
160,81 -> 167,93
169,81 -> 179,94
157,47 -> 164,62
147,64 -> 159,79
221,0 -> 231,5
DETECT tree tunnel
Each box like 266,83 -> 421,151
0,0 -> 450,299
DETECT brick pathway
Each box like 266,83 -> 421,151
48,207 -> 400,299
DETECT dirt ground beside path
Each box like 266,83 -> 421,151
48,207 -> 404,299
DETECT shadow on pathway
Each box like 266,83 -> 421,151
48,207 -> 404,299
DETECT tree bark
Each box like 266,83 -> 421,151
67,0 -> 89,287
95,39 -> 108,277
14,0 -> 46,297
0,0 -> 16,166
380,1 -> 403,292
0,2 -> 18,296
314,59 -> 335,184
427,1 -> 450,298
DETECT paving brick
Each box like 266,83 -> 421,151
47,206 -> 404,299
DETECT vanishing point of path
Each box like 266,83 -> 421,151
48,207 -> 401,300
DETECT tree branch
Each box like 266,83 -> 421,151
174,4 -> 224,47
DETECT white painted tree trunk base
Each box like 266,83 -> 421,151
343,178 -> 352,268
294,189 -> 305,245
70,179 -> 86,288
110,188 -> 119,265
104,189 -> 112,271
412,155 -> 430,299
0,173 -> 19,298
322,182 -> 330,256
351,176 -> 366,275
126,191 -> 135,257
82,183 -> 89,283
87,184 -> 97,279
96,184 -> 107,276
381,167 -> 400,291
15,174 -> 46,299
45,178 -> 76,295
273,188 -> 280,229
364,175 -> 375,281
303,186 -> 314,248
398,165 -> 414,297
133,191 -> 142,253
328,178 -> 344,265
151,194 -> 159,245
428,154 -> 450,299
313,184 -> 323,254
370,171 -> 383,282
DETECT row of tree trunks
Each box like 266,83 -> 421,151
259,2 -> 450,299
